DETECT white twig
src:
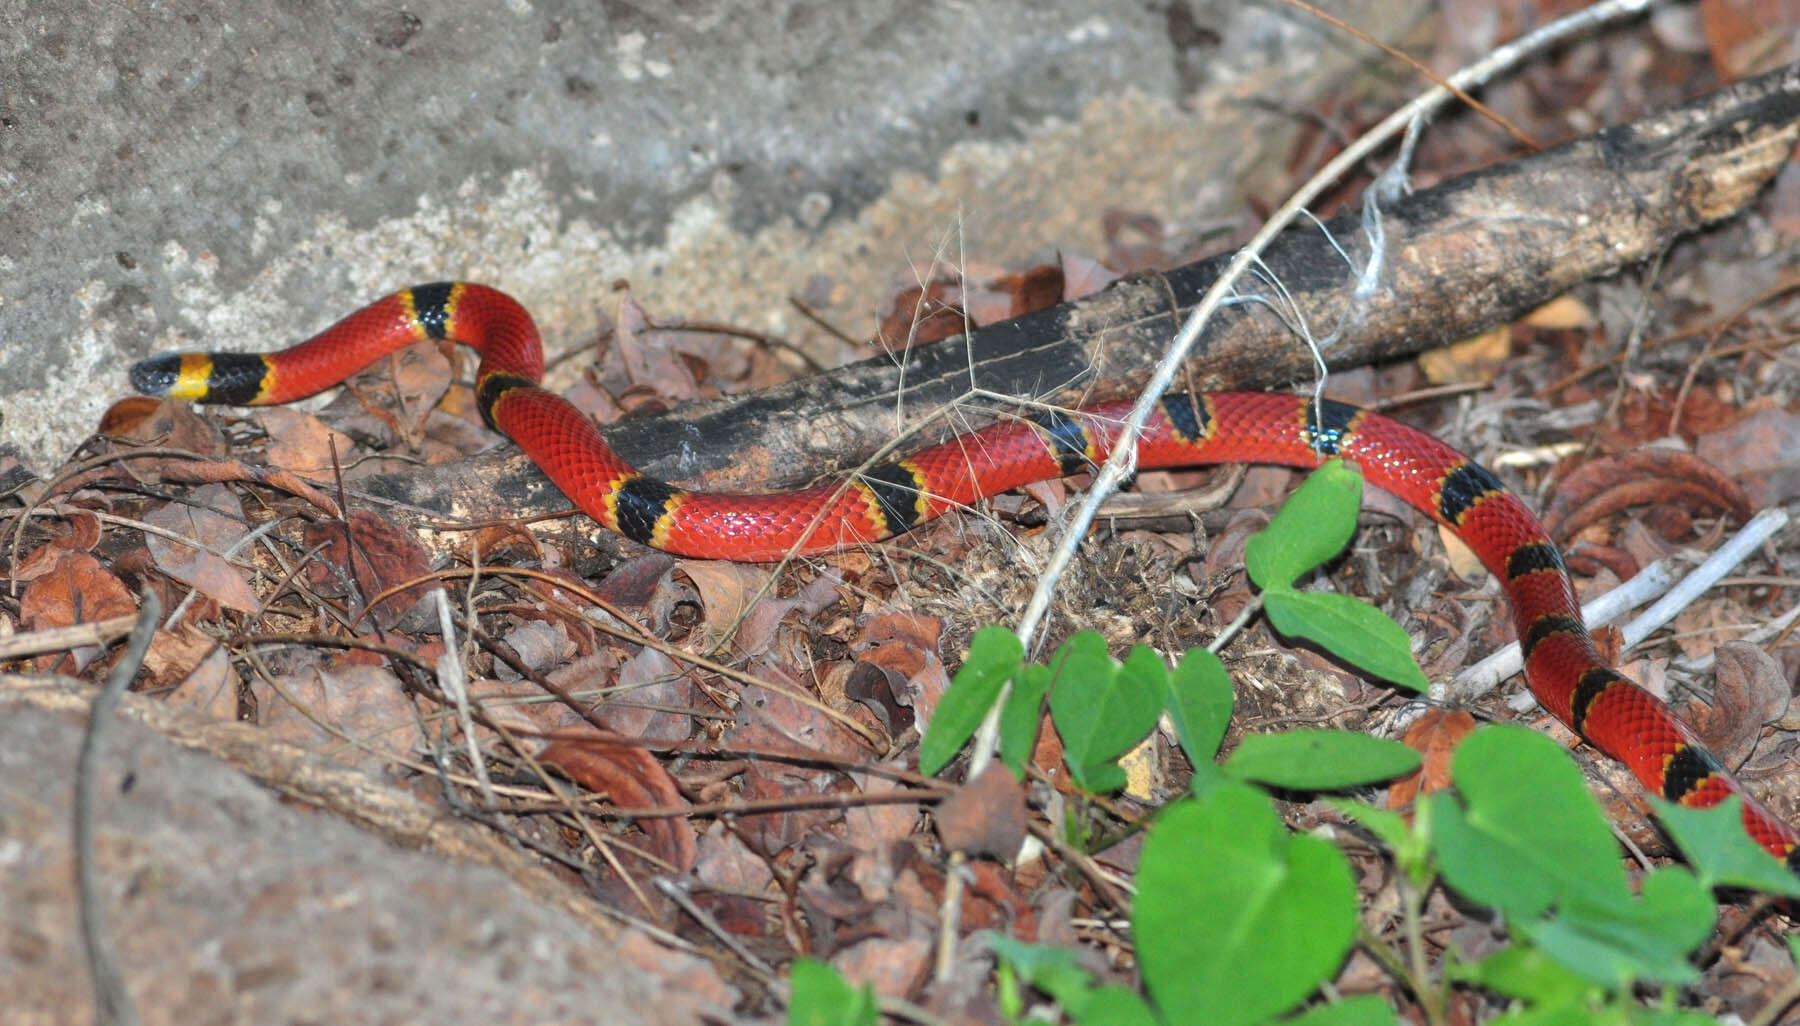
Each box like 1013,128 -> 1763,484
1450,508 -> 1787,715
1445,558 -> 1678,703
434,587 -> 495,804
1618,508 -> 1789,650
1679,599 -> 1800,675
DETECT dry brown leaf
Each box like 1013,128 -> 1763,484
829,935 -> 934,1003
1694,406 -> 1800,507
95,395 -> 169,438
59,510 -> 102,551
463,673 -> 579,738
537,736 -> 697,871
1387,708 -> 1476,814
341,341 -> 453,447
1059,252 -> 1121,300
612,290 -> 703,402
688,826 -> 777,939
1417,325 -> 1511,386
1436,522 -> 1486,581
383,340 -> 454,435
855,611 -> 945,730
840,661 -> 908,739
9,511 -> 103,583
146,626 -> 234,720
302,510 -> 435,629
676,559 -> 771,651
1685,642 -> 1790,768
857,611 -> 939,653
143,483 -> 260,613
1541,448 -> 1753,543
500,619 -> 576,674
9,542 -> 68,584
723,661 -> 871,854
471,522 -> 544,565
255,662 -> 421,774
595,552 -> 676,609
1701,0 -> 1799,80
1671,603 -> 1742,662
843,770 -> 920,858
19,550 -> 137,673
1520,295 -> 1594,330
601,644 -> 696,745
100,396 -> 228,456
991,264 -> 1065,317
878,276 -> 970,349
256,406 -> 357,483
730,660 -> 870,763
933,762 -> 1027,861
1197,508 -> 1269,626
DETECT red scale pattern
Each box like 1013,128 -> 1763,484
133,283 -> 1799,870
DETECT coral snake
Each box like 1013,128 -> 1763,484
131,281 -> 1799,875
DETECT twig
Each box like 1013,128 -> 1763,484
1446,558 -> 1678,703
75,590 -> 160,1026
1617,509 -> 1789,652
433,587 -> 495,804
652,877 -> 779,980
1447,508 -> 1789,712
1014,0 -> 1663,671
0,613 -> 139,661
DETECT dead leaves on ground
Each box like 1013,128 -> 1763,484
16,278 -> 1069,989
12,184 -> 1800,1016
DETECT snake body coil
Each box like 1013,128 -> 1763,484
131,282 -> 1800,873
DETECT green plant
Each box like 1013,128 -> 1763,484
790,461 -> 1799,1026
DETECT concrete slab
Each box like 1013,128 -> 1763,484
2,0 -> 1417,468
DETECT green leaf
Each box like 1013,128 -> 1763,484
1517,866 -> 1712,988
1245,458 -> 1363,590
1430,727 -> 1724,990
1427,789 -> 1555,920
920,626 -> 1021,775
1326,799 -> 1409,851
1134,784 -> 1357,1026
1482,1002 -> 1616,1026
1633,1013 -> 1737,1026
1225,729 -> 1421,790
987,935 -> 1098,1016
785,958 -> 878,1026
1262,589 -> 1427,692
1278,995 -> 1398,1026
1163,647 -> 1233,770
1448,946 -> 1593,1006
1653,795 -> 1800,898
997,663 -> 1051,779
1429,726 -> 1629,920
1329,797 -> 1435,889
1049,637 -> 1166,794
1077,986 -> 1162,1026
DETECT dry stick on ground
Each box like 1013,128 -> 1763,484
74,592 -> 158,1026
348,62 -> 1800,554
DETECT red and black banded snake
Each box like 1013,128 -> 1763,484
129,281 -> 1800,876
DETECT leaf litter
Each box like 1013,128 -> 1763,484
10,16 -> 1800,1019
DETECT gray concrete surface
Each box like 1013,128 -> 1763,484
2,0 -> 1416,470
0,698 -> 736,1025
